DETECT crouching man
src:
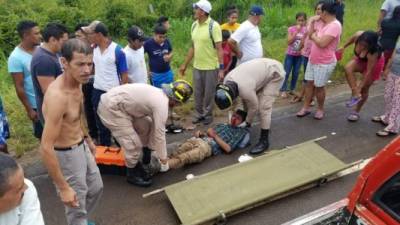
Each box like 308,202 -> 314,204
0,153 -> 44,225
168,109 -> 250,168
97,81 -> 193,187
215,58 -> 284,155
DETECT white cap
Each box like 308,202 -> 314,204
193,0 -> 212,13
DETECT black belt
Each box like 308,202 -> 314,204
54,139 -> 85,151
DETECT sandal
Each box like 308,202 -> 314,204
347,112 -> 360,122
345,96 -> 362,108
314,110 -> 324,120
371,116 -> 388,126
376,129 -> 397,137
290,96 -> 303,103
296,108 -> 311,117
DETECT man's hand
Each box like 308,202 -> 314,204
85,138 -> 97,155
178,64 -> 187,77
207,128 -> 216,139
218,70 -> 225,82
237,51 -> 243,59
163,54 -> 172,62
60,186 -> 79,208
27,109 -> 38,122
382,69 -> 389,81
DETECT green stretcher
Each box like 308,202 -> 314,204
164,140 -> 349,225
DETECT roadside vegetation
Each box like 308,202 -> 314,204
0,0 -> 381,155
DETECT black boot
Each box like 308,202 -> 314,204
126,162 -> 152,187
249,129 -> 270,155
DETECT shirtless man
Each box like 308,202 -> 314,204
40,39 -> 103,225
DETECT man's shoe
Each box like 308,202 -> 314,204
202,117 -> 213,125
126,163 -> 152,187
192,116 -> 204,124
249,129 -> 270,155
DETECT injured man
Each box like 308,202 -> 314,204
167,109 -> 250,169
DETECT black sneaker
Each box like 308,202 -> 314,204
192,116 -> 204,124
203,117 -> 213,125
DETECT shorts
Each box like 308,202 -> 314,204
355,56 -> 385,81
150,69 -> 174,88
304,61 -> 336,87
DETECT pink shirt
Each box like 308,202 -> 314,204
287,26 -> 307,56
302,20 -> 324,57
309,20 -> 342,64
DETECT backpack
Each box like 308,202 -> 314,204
191,19 -> 216,48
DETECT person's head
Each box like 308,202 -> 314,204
193,0 -> 212,20
17,20 -> 41,46
127,25 -> 146,50
355,31 -> 380,55
222,30 -> 230,42
42,22 -> 69,53
392,5 -> 400,20
215,81 -> 239,110
153,25 -> 167,45
320,1 -> 338,22
162,80 -> 193,107
74,23 -> 89,43
315,1 -> 324,16
230,109 -> 247,126
249,5 -> 265,25
157,16 -> 170,30
60,39 -> 94,84
296,12 -> 307,26
226,7 -> 239,25
0,153 -> 26,214
82,21 -> 109,45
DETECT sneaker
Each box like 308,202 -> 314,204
192,116 -> 204,124
159,160 -> 169,172
345,96 -> 361,108
203,117 -> 213,125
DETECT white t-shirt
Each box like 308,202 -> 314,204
0,179 -> 44,225
231,20 -> 263,64
124,46 -> 148,84
381,0 -> 400,19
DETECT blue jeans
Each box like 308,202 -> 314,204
280,54 -> 303,92
302,56 -> 309,83
92,88 -> 111,146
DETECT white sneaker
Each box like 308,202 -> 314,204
159,160 -> 169,172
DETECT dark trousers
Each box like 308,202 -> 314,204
92,88 -> 111,146
280,54 -> 303,92
33,109 -> 43,139
83,80 -> 98,140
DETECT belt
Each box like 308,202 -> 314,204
54,139 -> 85,151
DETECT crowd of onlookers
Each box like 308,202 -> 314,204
1,0 -> 400,224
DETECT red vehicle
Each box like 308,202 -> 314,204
284,137 -> 400,225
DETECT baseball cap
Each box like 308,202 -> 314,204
127,26 -> 146,41
249,5 -> 265,16
193,0 -> 212,14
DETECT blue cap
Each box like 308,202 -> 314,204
249,5 -> 265,16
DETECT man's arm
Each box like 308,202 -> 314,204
215,42 -> 225,81
36,76 -> 55,94
243,91 -> 259,125
228,38 -> 242,58
207,128 -> 231,153
10,73 -> 37,121
179,43 -> 194,76
378,10 -> 387,32
116,48 -> 129,84
40,91 -> 79,208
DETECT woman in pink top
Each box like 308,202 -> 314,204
296,1 -> 342,120
280,12 -> 307,98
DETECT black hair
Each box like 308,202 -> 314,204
42,22 -> 68,43
154,25 -> 167,35
235,109 -> 247,122
392,5 -> 400,20
321,1 -> 338,15
61,38 -> 93,62
296,12 -> 307,20
222,30 -> 230,41
17,20 -> 38,39
315,0 -> 325,10
356,31 -> 381,55
74,23 -> 89,32
157,16 -> 169,24
227,6 -> 239,17
0,153 -> 20,197
94,23 -> 108,37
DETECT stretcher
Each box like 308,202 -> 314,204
95,146 -> 126,175
144,138 -> 358,225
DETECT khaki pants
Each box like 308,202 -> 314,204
258,72 -> 284,129
56,142 -> 103,225
169,138 -> 212,168
97,101 -> 166,168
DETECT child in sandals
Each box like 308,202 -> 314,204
372,40 -> 400,137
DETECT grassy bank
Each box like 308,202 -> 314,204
0,0 -> 381,155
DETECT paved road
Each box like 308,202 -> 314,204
27,82 -> 395,225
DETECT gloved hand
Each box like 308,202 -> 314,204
238,121 -> 251,128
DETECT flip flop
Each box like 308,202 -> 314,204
345,96 -> 362,108
376,129 -> 397,137
347,112 -> 360,122
296,108 -> 311,117
314,110 -> 324,120
371,116 -> 388,126
290,96 -> 303,103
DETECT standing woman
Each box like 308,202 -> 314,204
296,1 -> 342,119
338,31 -> 384,121
380,5 -> 400,78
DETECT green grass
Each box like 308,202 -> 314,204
0,0 -> 381,155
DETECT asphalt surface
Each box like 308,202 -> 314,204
27,81 -> 396,225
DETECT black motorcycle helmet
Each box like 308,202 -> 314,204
215,81 -> 238,110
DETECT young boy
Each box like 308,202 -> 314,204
144,25 -> 174,88
222,30 -> 233,76
157,16 -> 170,30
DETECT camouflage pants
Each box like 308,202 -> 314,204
169,137 -> 212,168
